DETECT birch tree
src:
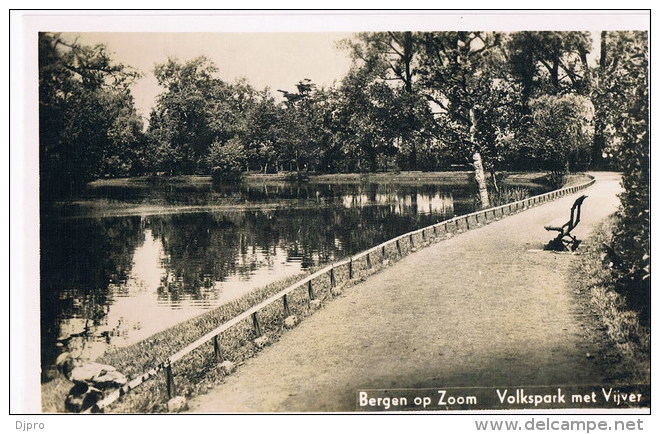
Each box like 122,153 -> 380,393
417,31 -> 521,207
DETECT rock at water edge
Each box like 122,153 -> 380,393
167,396 -> 188,413
219,360 -> 235,375
284,315 -> 299,329
254,335 -> 270,349
70,362 -> 127,389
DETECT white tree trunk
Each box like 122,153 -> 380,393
469,108 -> 490,209
473,151 -> 490,209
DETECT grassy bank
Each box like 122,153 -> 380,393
569,215 -> 650,384
561,173 -> 596,187
89,171 -> 477,188
89,170 -> 564,189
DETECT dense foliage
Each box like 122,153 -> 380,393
40,30 -> 647,189
39,33 -> 143,197
525,94 -> 594,173
600,32 -> 650,324
208,139 -> 247,182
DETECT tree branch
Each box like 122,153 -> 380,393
386,37 -> 405,59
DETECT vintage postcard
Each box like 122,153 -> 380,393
9,9 -> 652,432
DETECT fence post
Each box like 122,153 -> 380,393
308,280 -> 315,302
465,216 -> 470,230
422,229 -> 427,242
165,360 -> 176,399
213,335 -> 224,362
252,312 -> 263,337
283,294 -> 291,317
381,245 -> 386,258
349,258 -> 353,279
366,252 -> 372,268
433,226 -> 438,237
330,266 -> 336,288
396,239 -> 401,256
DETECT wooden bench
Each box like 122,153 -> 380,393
544,195 -> 587,251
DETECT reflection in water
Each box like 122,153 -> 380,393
40,181 -> 543,380
347,190 -> 454,216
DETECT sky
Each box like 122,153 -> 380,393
69,32 -> 355,120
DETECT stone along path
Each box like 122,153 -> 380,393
187,173 -> 623,413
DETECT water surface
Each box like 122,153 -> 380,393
40,179 -> 547,379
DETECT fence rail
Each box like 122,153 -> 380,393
88,176 -> 595,413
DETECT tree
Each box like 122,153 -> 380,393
343,32 -> 418,93
208,138 -> 247,182
236,88 -> 281,173
591,31 -> 648,170
506,31 -> 592,102
333,67 -> 399,172
417,31 -> 522,207
342,32 -> 437,170
589,31 -> 610,169
525,94 -> 594,173
148,57 -> 223,174
311,86 -> 345,173
39,33 -> 142,197
101,90 -> 146,176
277,79 -> 325,173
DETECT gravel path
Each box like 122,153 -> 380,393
187,173 -> 623,413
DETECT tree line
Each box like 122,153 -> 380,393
38,31 -> 642,190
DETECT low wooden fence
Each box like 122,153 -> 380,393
88,176 -> 595,413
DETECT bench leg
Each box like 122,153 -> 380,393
564,234 -> 582,251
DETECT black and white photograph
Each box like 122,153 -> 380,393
9,9 -> 651,426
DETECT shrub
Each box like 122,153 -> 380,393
526,94 -> 594,173
208,139 -> 246,183
607,33 -> 650,326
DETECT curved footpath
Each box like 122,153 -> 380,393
188,172 -> 623,413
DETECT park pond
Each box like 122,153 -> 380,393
40,174 -> 551,379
